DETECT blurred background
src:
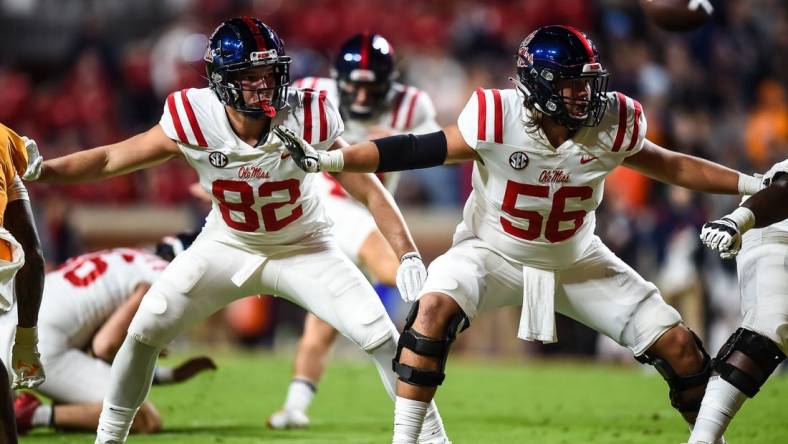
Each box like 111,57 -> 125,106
1,0 -> 786,361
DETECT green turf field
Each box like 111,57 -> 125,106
21,352 -> 788,443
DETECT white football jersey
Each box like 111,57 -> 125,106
38,249 -> 167,349
456,88 -> 647,269
294,77 -> 439,194
159,87 -> 344,252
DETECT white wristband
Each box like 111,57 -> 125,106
737,173 -> 762,195
400,252 -> 421,262
727,206 -> 756,233
319,150 -> 344,172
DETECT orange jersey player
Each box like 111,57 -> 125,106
0,123 -> 45,444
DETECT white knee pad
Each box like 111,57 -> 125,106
349,311 -> 398,353
128,285 -> 190,349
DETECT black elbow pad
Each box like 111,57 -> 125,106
374,131 -> 448,172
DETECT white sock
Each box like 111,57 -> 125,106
392,396 -> 428,444
31,404 -> 53,427
420,401 -> 448,441
283,379 -> 316,413
96,404 -> 138,444
689,376 -> 747,443
96,336 -> 160,443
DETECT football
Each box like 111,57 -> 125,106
640,0 -> 714,32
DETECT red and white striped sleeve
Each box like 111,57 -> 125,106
159,89 -> 209,148
607,92 -> 647,156
301,89 -> 344,150
392,87 -> 440,135
456,88 -> 504,150
293,77 -> 320,90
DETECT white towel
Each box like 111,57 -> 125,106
230,255 -> 265,287
0,228 -> 25,312
517,265 -> 557,344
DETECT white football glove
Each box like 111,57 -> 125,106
396,252 -> 427,303
11,326 -> 45,389
699,207 -> 755,259
21,137 -> 43,181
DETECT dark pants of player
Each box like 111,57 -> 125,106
0,359 -> 17,444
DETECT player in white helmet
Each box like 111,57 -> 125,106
2,233 -> 215,434
25,17 -> 450,444
686,159 -> 788,444
268,32 -> 440,430
279,25 -> 764,443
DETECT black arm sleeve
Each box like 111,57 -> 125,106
373,131 -> 448,173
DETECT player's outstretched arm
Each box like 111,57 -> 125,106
699,174 -> 788,259
5,197 -> 46,388
32,125 -> 180,184
277,124 -> 478,173
740,173 -> 788,227
333,139 -> 429,302
622,139 -> 762,195
5,198 -> 44,329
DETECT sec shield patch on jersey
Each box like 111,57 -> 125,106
509,151 -> 529,170
209,151 -> 228,168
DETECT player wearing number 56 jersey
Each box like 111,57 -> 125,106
26,17 -> 450,444
280,25 -> 763,443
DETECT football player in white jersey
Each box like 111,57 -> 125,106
268,33 -> 440,430
2,234 -> 216,435
279,25 -> 766,443
25,17 -> 450,444
686,160 -> 788,444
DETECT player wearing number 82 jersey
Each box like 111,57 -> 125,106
27,16 -> 450,444
280,25 -> 762,443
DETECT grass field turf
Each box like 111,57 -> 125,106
22,351 -> 787,443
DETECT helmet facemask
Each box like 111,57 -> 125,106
514,26 -> 610,131
207,49 -> 291,119
516,63 -> 608,131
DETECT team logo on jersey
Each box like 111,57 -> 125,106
539,169 -> 570,184
580,155 -> 598,164
509,151 -> 529,170
208,151 -> 229,168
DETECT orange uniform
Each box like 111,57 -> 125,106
0,123 -> 29,260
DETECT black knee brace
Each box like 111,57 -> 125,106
713,328 -> 786,397
392,301 -> 470,387
636,330 -> 712,413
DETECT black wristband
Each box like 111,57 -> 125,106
373,131 -> 448,172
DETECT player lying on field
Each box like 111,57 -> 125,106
686,160 -> 788,444
279,25 -> 765,444
0,234 -> 216,434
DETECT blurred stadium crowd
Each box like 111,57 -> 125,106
0,0 -> 786,356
